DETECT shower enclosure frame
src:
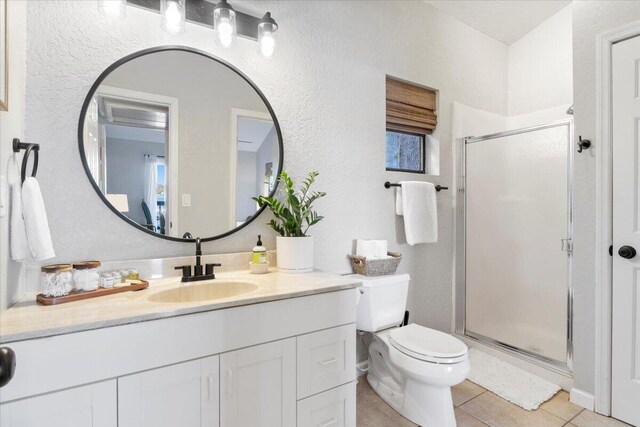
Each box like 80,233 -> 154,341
454,118 -> 574,375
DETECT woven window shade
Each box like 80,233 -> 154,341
386,76 -> 437,134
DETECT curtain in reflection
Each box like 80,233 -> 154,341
143,155 -> 158,222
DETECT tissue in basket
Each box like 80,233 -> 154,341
348,252 -> 402,276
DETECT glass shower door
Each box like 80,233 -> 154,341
464,122 -> 571,365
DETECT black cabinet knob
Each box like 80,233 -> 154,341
0,347 -> 16,388
618,245 -> 637,259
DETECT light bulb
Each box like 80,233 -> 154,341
258,12 -> 278,59
260,32 -> 275,58
218,18 -> 234,47
213,1 -> 236,48
98,0 -> 126,19
161,0 -> 185,35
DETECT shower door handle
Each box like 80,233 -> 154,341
561,239 -> 573,253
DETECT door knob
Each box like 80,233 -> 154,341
0,347 -> 16,388
618,245 -> 637,259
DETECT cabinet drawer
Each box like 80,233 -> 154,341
297,324 -> 356,399
297,382 -> 356,427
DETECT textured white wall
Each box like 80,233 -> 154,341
572,0 -> 640,396
15,1 -> 508,332
0,0 -> 27,311
508,4 -> 573,116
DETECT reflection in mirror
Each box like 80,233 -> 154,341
81,49 -> 281,240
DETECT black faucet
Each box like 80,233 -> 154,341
174,237 -> 221,282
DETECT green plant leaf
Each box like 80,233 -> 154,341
255,170 -> 326,237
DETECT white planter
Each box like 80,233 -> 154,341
276,236 -> 314,273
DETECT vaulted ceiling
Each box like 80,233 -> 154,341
424,0 -> 571,45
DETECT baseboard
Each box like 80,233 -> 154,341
570,388 -> 595,410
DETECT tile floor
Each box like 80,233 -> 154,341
356,377 -> 633,427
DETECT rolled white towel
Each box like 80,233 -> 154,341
356,239 -> 375,259
372,240 -> 388,258
22,177 -> 55,261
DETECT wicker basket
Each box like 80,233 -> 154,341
348,252 -> 402,276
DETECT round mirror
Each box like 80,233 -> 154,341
78,47 -> 283,242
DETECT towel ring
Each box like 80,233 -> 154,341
13,138 -> 40,184
21,145 -> 39,184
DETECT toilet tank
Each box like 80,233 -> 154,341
353,274 -> 410,332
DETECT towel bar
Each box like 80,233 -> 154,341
384,182 -> 448,192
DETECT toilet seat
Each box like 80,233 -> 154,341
389,324 -> 468,364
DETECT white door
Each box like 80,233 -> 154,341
0,380 -> 116,427
118,355 -> 219,427
220,338 -> 296,427
612,34 -> 640,427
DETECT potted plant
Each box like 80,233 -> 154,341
253,171 -> 326,273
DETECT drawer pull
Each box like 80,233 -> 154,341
317,417 -> 338,427
207,374 -> 215,401
318,357 -> 337,366
226,368 -> 234,396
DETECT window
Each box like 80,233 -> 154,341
385,76 -> 437,173
155,159 -> 166,234
385,130 -> 425,173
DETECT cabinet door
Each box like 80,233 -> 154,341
0,380 -> 116,427
297,382 -> 356,427
118,355 -> 219,427
220,338 -> 296,427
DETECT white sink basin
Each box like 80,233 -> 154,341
148,281 -> 258,303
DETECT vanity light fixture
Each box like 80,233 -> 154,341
98,0 -> 127,20
213,0 -> 237,48
105,0 -> 279,57
258,12 -> 278,58
160,0 -> 185,35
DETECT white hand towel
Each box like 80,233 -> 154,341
10,183 -> 29,261
395,188 -> 403,215
8,157 -> 29,261
22,177 -> 55,261
398,181 -> 437,245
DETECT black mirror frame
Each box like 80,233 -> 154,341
78,46 -> 284,243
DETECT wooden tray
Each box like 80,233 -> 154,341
36,280 -> 149,306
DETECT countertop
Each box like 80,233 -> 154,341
0,269 -> 361,344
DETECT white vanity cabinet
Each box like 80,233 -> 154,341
220,338 -> 296,427
0,380 -> 117,427
118,355 -> 219,427
0,288 -> 359,427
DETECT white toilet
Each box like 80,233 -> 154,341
355,274 -> 469,427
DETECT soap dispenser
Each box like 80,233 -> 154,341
250,235 -> 269,274
252,235 -> 267,264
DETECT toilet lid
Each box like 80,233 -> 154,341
389,324 -> 468,361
